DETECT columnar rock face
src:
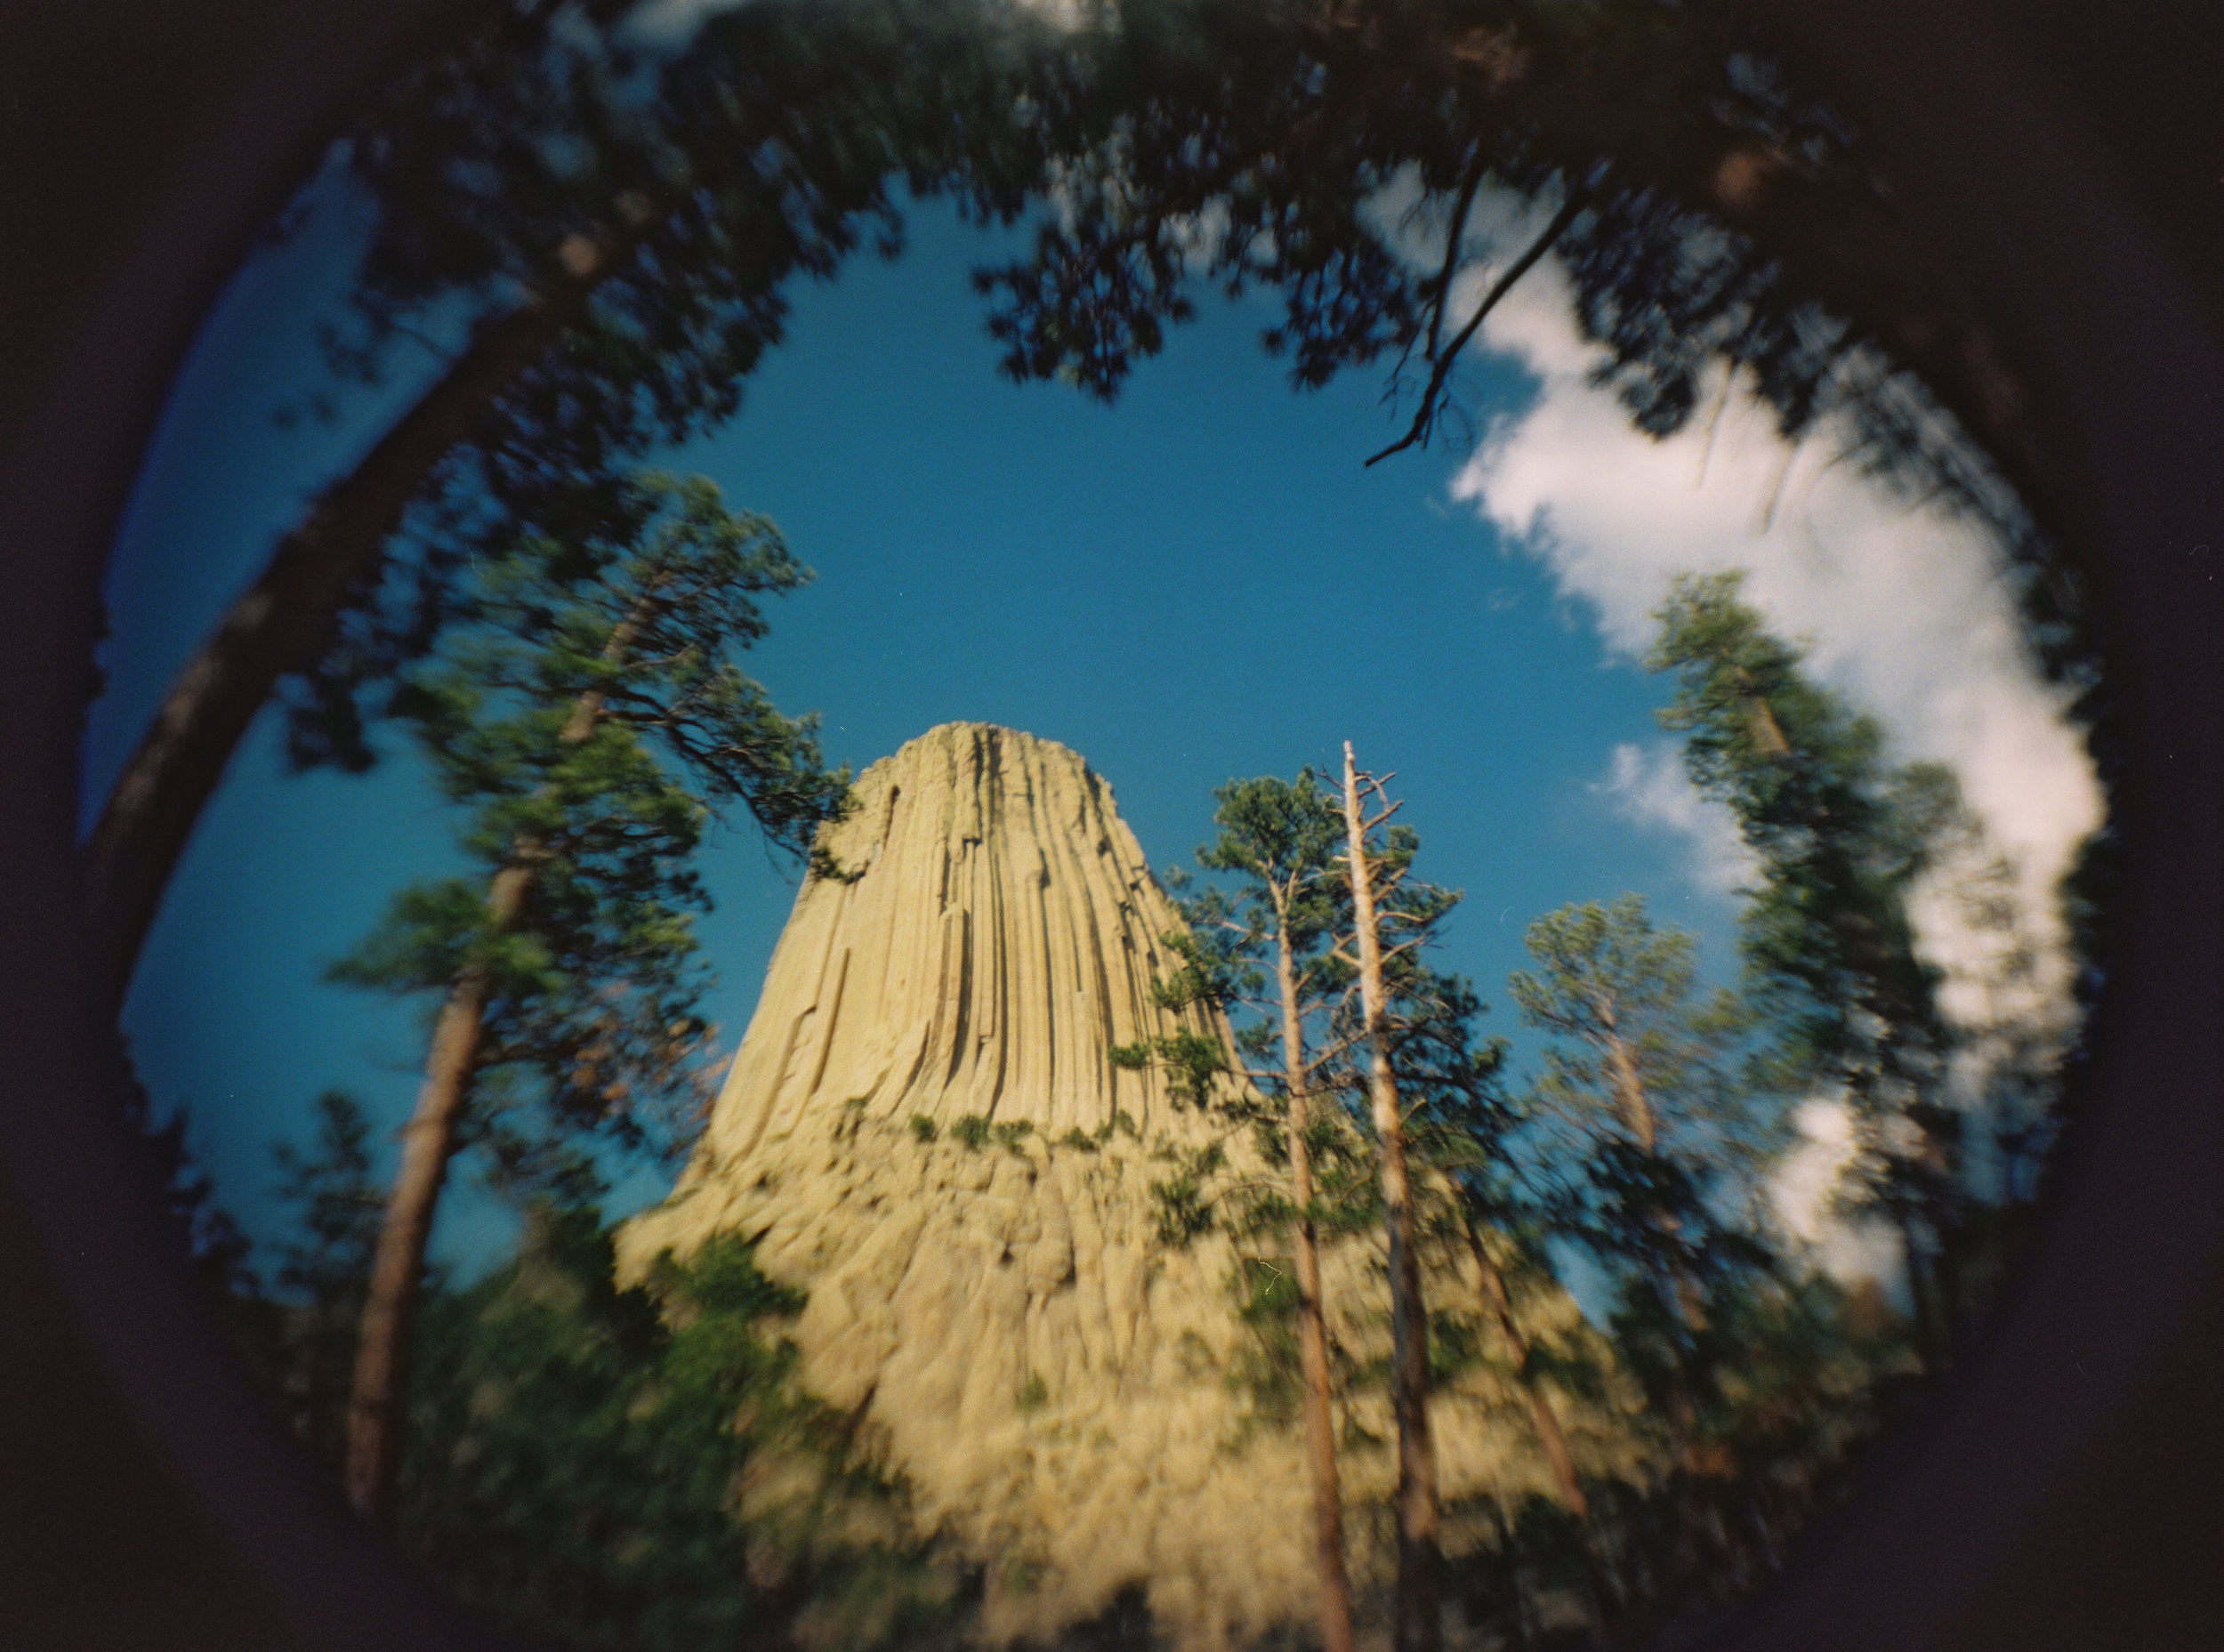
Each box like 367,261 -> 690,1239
618,724 -> 1643,1649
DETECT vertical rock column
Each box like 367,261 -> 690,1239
617,723 -> 1643,1650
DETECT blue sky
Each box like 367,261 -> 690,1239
94,184 -> 1802,1279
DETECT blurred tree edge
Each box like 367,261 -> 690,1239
81,0 -> 2090,1027
1,3 -> 2216,1652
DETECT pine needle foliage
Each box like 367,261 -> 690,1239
397,1216 -> 955,1652
1648,571 -> 1968,1353
264,1091 -> 387,1464
329,471 -> 850,1187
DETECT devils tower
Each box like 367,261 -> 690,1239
618,724 -> 1639,1649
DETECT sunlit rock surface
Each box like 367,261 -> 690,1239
619,723 -> 1646,1648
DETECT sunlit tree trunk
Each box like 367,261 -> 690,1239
1597,1011 -> 1711,1334
343,908 -> 507,1522
343,614 -> 634,1523
1272,912 -> 1356,1652
1340,741 -> 1440,1652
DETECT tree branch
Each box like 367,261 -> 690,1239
1365,187 -> 1588,467
84,194 -> 677,1017
1424,149 -> 1490,366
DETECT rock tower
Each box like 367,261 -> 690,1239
618,724 -> 1640,1648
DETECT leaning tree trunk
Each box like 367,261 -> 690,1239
342,605 -> 641,1524
342,897 -> 514,1523
1457,1207 -> 1620,1641
1458,1213 -> 1586,1523
83,197 -> 668,1021
1340,741 -> 1440,1652
1272,915 -> 1357,1652
1600,1018 -> 1712,1334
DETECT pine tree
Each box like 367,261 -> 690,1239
1137,763 -> 1535,1650
266,1090 -> 387,1469
1161,770 -> 1362,1652
1506,895 -> 1778,1593
83,0 -> 1057,1016
1509,897 -> 1769,1334
85,0 -> 2078,1034
1334,742 -> 1450,1652
333,471 -> 850,1521
1387,962 -> 1601,1556
1647,570 -> 1962,1366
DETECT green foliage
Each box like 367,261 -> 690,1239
1143,923 -> 1257,1020
396,1218 -> 954,1652
1649,574 -> 1947,1086
991,1119 -> 1035,1154
331,473 -> 851,1194
1055,1126 -> 1099,1153
1648,573 -> 1967,1286
1109,1024 -> 1229,1116
972,0 -> 2046,566
1223,1254 -> 1312,1422
112,1043 -> 259,1304
260,1091 -> 386,1465
908,1114 -> 939,1142
288,0 -> 1070,770
1508,894 -> 1774,1311
1124,1027 -> 1231,1112
1148,1142 -> 1227,1247
1193,771 -> 1347,946
950,1115 -> 993,1149
1015,1372 -> 1050,1414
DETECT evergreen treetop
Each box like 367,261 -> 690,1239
331,471 -> 851,1182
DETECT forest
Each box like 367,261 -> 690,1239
98,4 -> 2106,1652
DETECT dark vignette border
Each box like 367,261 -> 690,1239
0,2 -> 2215,1648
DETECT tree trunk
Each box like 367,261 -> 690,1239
84,197 -> 668,1020
1459,1213 -> 1585,1522
1597,1016 -> 1710,1335
1273,916 -> 1356,1652
1458,1208 -> 1618,1641
1340,742 -> 1440,1652
342,938 -> 505,1521
342,608 -> 639,1523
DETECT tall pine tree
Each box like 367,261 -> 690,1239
1171,770 -> 1361,1652
333,471 -> 850,1520
1648,570 -> 1964,1366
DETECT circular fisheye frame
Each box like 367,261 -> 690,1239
2,4 -> 2216,1652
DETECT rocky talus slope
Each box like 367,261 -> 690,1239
618,724 -> 1646,1648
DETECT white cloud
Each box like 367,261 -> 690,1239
1442,211 -> 2102,913
1436,182 -> 2101,985
1591,740 -> 1755,897
1771,1099 -> 1906,1293
1366,178 -> 2107,1285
